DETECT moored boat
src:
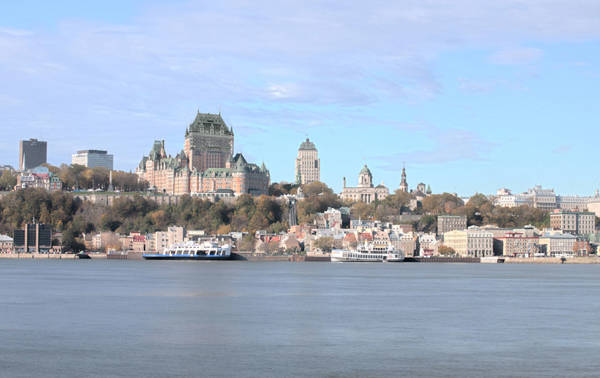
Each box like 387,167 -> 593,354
331,242 -> 404,263
143,240 -> 232,260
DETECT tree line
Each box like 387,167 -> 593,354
0,183 -> 564,252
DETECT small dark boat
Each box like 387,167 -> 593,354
76,252 -> 91,259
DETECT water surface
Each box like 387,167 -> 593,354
1,261 -> 599,377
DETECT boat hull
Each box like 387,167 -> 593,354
142,254 -> 231,260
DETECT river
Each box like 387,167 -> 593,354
1,260 -> 599,377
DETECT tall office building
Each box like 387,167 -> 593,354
295,138 -> 320,185
13,223 -> 52,253
72,150 -> 114,170
19,139 -> 47,171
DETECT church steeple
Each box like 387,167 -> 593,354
399,164 -> 408,192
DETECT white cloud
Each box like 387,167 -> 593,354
0,0 -> 599,169
490,47 -> 544,65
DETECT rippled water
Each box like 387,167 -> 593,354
1,260 -> 600,377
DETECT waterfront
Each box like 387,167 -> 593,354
2,261 -> 600,377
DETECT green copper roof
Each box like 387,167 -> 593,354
359,164 -> 372,176
299,138 -> 316,150
187,112 -> 233,136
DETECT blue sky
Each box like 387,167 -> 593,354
1,1 -> 599,196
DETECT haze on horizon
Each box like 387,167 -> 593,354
1,0 -> 599,196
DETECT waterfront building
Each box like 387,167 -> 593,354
538,232 -> 577,257
0,234 -> 13,253
443,226 -> 494,258
16,166 -> 62,191
496,232 -> 540,257
549,210 -> 595,236
389,231 -> 417,257
72,150 -> 114,170
137,112 -> 270,196
437,215 -> 467,235
295,138 -> 320,185
153,226 -> 185,252
13,223 -> 52,253
340,165 -> 389,204
19,138 -> 47,171
418,233 -> 439,257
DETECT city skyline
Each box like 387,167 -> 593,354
1,1 -> 600,195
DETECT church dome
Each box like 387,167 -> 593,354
359,164 -> 372,176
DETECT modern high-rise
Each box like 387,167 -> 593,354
19,139 -> 47,171
72,150 -> 114,170
295,138 -> 320,184
13,223 -> 52,253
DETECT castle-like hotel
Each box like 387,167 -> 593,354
137,112 -> 270,196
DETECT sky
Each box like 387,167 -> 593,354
1,1 -> 599,196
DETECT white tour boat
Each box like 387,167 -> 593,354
331,242 -> 404,263
143,240 -> 232,260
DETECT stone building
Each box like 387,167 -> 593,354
340,165 -> 389,204
137,112 -> 270,196
295,138 -> 320,185
16,166 -> 62,191
437,215 -> 467,235
0,234 -> 13,253
443,226 -> 493,258
549,210 -> 595,236
496,232 -> 540,257
538,233 -> 578,257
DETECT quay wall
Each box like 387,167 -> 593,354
503,256 -> 600,264
404,257 -> 481,263
0,253 -> 77,259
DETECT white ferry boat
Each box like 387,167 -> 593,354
143,241 -> 232,260
331,242 -> 404,263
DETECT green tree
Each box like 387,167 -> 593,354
0,170 -> 17,191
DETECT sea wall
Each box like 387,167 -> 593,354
503,256 -> 600,264
0,253 -> 77,259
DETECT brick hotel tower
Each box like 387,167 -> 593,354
137,112 -> 269,196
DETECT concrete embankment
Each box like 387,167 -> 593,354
503,256 -> 600,264
404,257 -> 481,263
0,253 -> 78,259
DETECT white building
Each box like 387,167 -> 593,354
443,226 -> 494,258
153,226 -> 185,252
0,234 -> 13,253
340,165 -> 389,204
494,186 -> 595,211
538,232 -> 577,257
72,150 -> 114,170
418,233 -> 439,257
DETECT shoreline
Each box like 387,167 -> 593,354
1,252 -> 600,264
